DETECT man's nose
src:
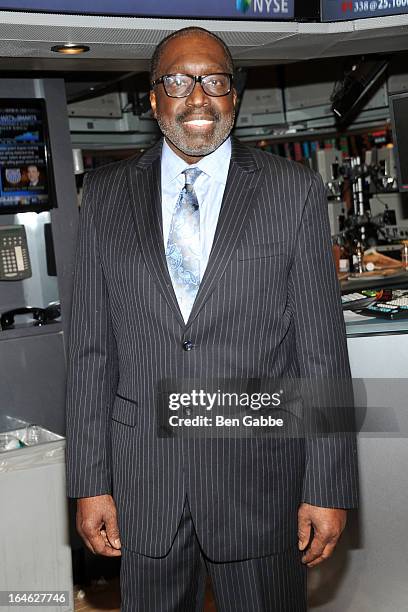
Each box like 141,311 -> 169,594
185,81 -> 208,107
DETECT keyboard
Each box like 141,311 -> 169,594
361,290 -> 408,320
341,292 -> 377,311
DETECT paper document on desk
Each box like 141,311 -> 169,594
343,311 -> 374,323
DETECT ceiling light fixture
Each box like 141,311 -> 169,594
51,44 -> 90,55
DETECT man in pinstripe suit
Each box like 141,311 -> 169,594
66,27 -> 358,611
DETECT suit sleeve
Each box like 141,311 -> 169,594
289,170 -> 359,509
65,172 -> 118,498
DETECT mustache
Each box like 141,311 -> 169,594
176,109 -> 221,123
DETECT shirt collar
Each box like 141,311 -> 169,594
161,136 -> 231,186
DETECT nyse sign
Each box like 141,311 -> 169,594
253,0 -> 290,12
322,0 -> 408,21
0,0 -> 294,19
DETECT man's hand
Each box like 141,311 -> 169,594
298,503 -> 347,568
76,494 -> 122,557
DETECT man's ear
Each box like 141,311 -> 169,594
232,87 -> 238,110
150,90 -> 157,119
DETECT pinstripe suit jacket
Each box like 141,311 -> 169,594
65,137 -> 358,561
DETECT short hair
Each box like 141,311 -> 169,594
150,27 -> 234,83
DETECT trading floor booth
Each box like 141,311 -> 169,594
0,78 -> 78,608
309,322 -> 408,611
1,4 -> 408,611
0,78 -> 78,432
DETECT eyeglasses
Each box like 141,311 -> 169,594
151,73 -> 233,98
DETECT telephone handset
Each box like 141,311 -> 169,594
0,225 -> 32,280
0,302 -> 61,330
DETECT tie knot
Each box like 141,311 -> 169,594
183,167 -> 202,190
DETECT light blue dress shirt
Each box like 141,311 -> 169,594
161,137 -> 232,289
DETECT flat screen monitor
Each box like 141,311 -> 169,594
0,0 -> 294,19
389,92 -> 408,193
0,99 -> 55,215
321,0 -> 408,22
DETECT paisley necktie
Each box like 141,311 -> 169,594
166,167 -> 202,322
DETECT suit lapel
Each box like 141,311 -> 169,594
126,139 -> 186,328
126,137 -> 263,330
185,137 -> 263,328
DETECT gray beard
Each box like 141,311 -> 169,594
156,109 -> 235,157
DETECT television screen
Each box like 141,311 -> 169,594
389,92 -> 408,193
321,0 -> 408,22
0,99 -> 55,214
0,0 -> 294,19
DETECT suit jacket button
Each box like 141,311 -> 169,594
182,340 -> 193,351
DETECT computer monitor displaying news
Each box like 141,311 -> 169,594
0,99 -> 55,214
389,92 -> 408,193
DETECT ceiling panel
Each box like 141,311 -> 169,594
0,11 -> 406,69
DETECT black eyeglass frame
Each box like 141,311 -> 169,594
150,73 -> 234,98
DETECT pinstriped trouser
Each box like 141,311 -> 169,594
120,496 -> 307,612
